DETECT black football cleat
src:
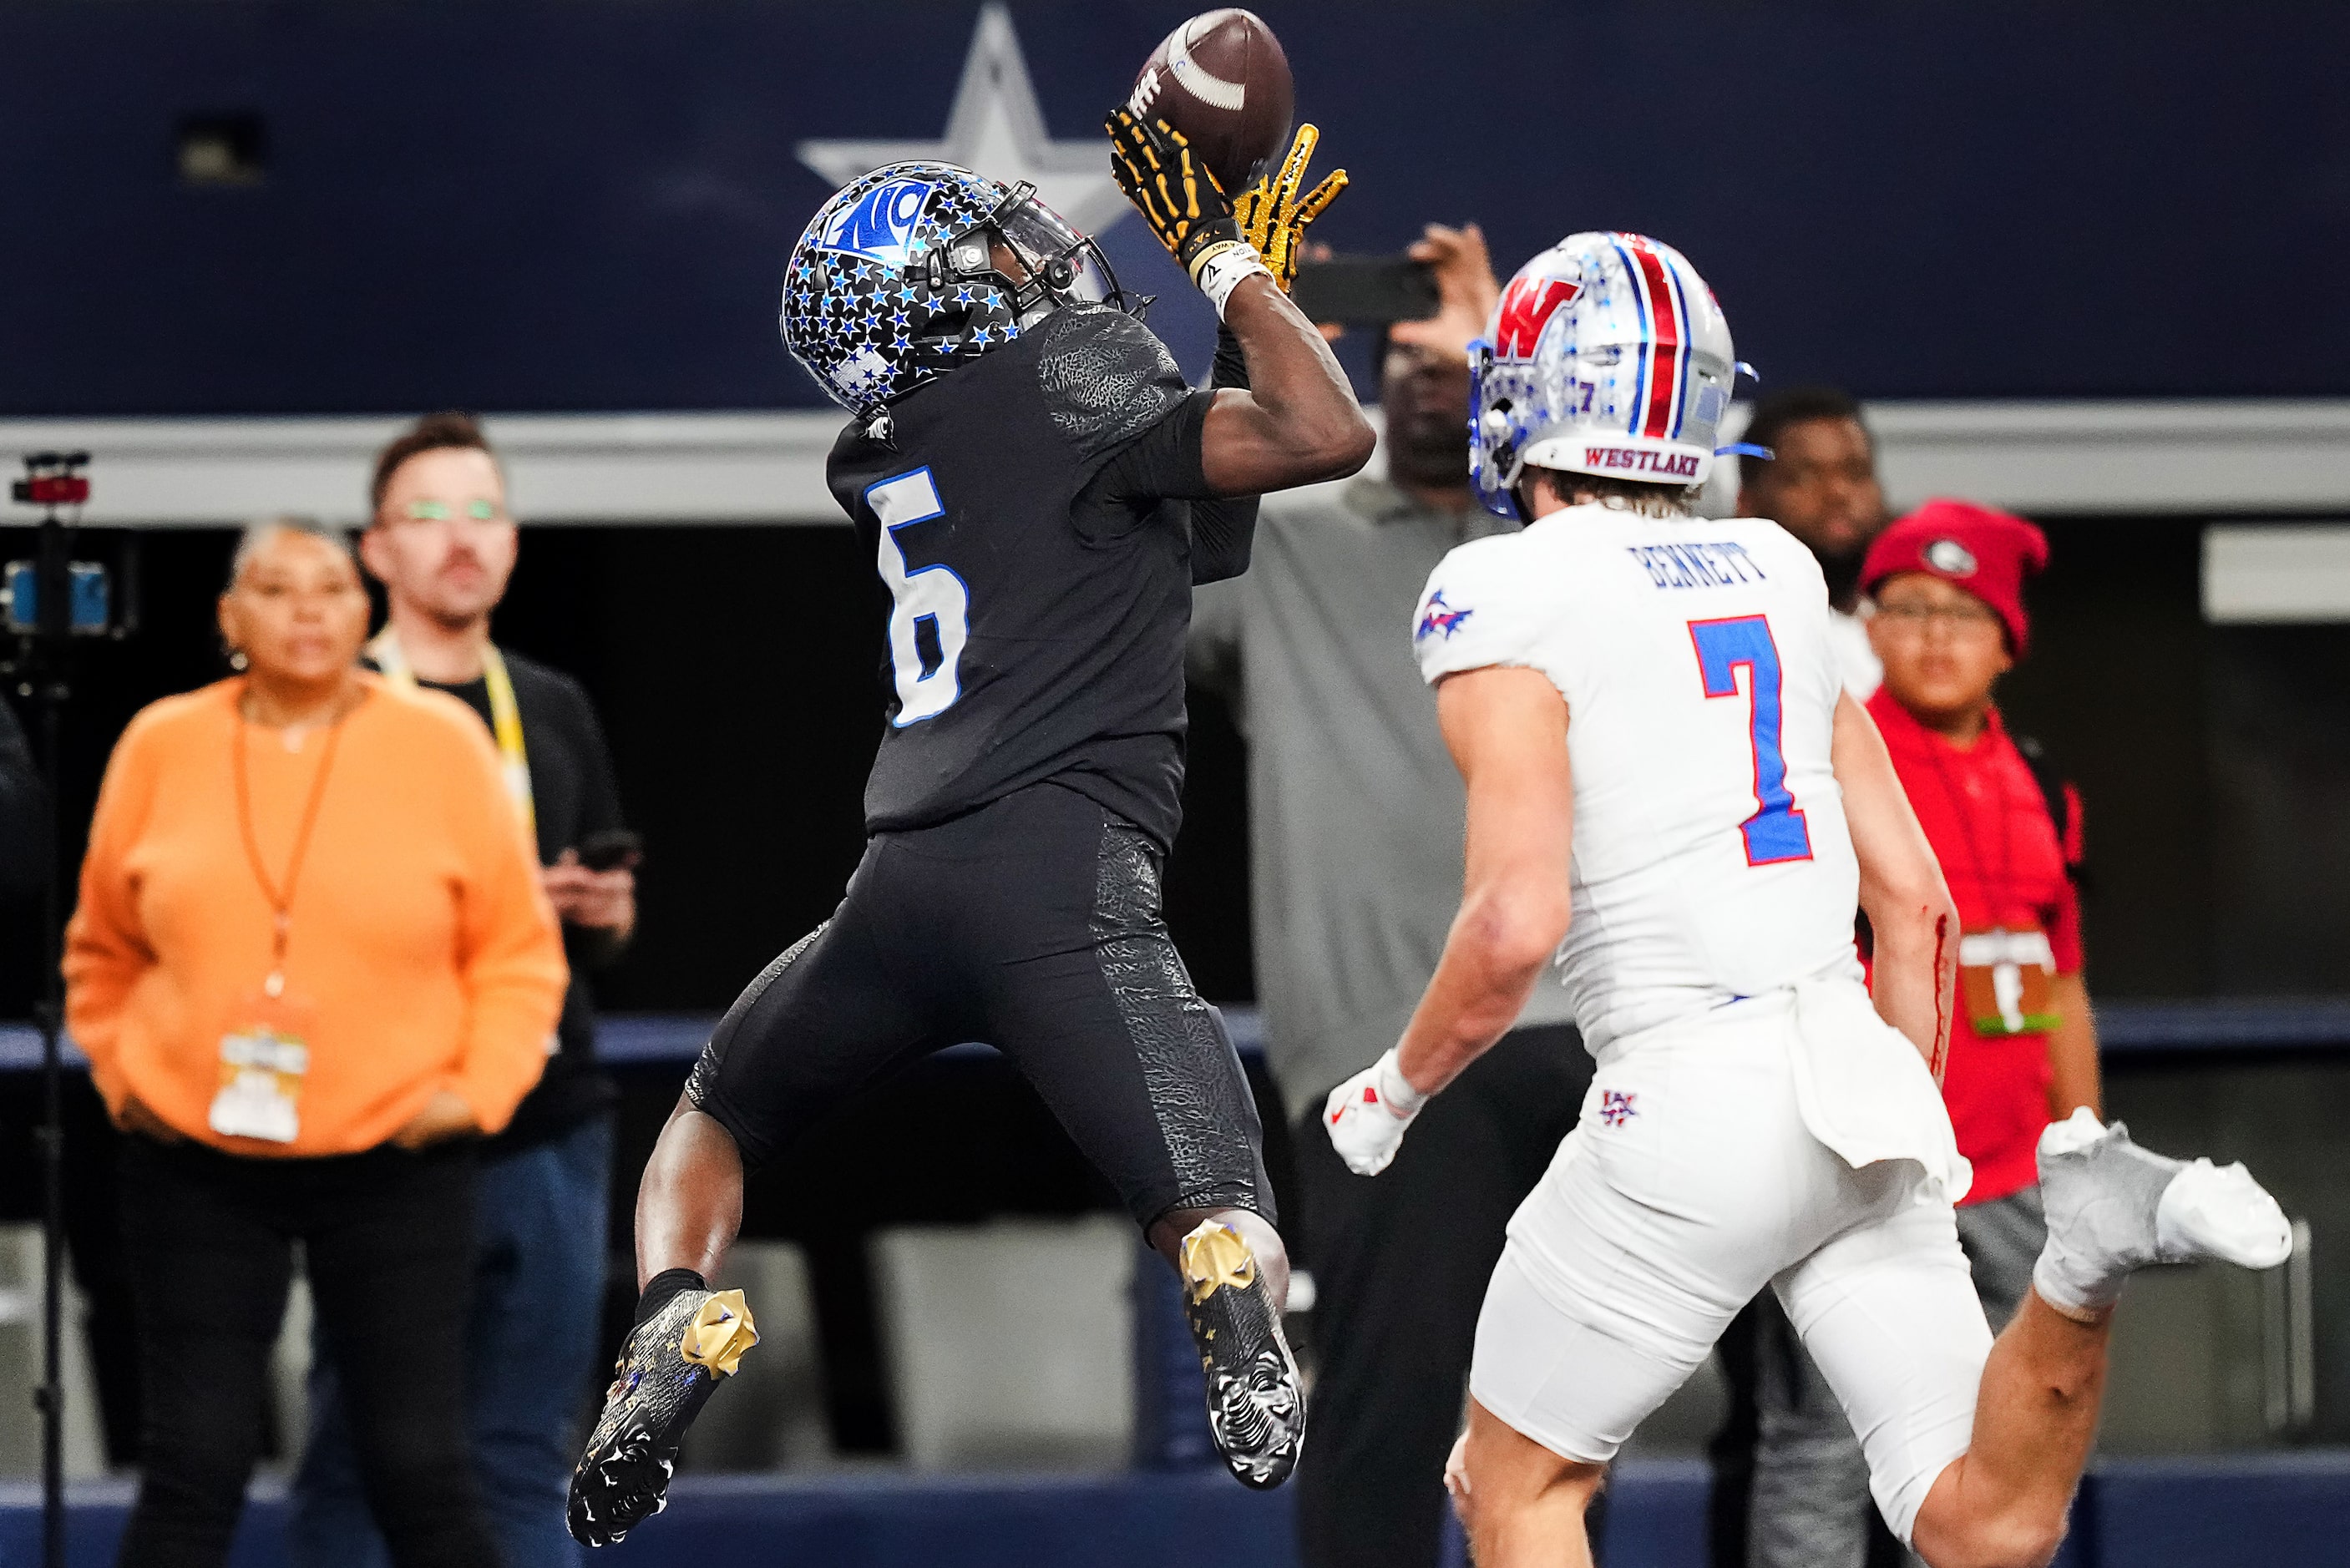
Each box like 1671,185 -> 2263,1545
1179,1219 -> 1305,1490
567,1287 -> 757,1545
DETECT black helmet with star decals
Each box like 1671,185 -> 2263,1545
781,161 -> 1132,417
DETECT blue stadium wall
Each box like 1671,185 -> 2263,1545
2,0 -> 2343,417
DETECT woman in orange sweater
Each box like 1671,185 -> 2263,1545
66,518 -> 567,1568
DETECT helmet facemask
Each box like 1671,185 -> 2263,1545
926,183 -> 1133,331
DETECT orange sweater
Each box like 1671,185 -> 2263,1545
65,675 -> 568,1156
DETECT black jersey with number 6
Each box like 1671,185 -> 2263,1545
827,303 -> 1247,851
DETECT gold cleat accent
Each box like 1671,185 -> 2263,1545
1180,1219 -> 1257,1306
1175,1216 -> 1304,1487
680,1289 -> 758,1377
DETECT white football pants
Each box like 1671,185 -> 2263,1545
1467,989 -> 1993,1545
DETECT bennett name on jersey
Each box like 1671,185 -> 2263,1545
1325,230 -> 2292,1568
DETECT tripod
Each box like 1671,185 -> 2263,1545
6,451 -> 124,1568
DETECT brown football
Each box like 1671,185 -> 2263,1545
1127,9 -> 1294,195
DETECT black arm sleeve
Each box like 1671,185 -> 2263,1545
1190,322 -> 1261,584
1210,321 -> 1248,392
1189,490 -> 1259,585
1093,389 -> 1215,499
1091,392 -> 1262,584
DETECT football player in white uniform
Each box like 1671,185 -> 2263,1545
1324,232 -> 2293,1568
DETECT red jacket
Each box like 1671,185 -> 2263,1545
1867,689 -> 2083,1203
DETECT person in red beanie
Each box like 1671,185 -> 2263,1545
1724,498 -> 2102,1568
1861,498 -> 2100,1302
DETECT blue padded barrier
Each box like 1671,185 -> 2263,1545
2086,1450 -> 2350,1566
0,1472 -> 1304,1568
11,999 -> 2350,1072
7,1458 -> 2342,1568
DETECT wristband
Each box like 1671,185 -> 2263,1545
1375,1047 -> 1429,1116
1189,240 -> 1273,321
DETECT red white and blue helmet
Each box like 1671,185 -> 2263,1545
782,160 -> 1130,416
1468,232 -> 1742,518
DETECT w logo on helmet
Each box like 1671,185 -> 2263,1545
1494,276 -> 1582,360
819,176 -> 938,266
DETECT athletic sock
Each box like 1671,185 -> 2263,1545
635,1267 -> 707,1328
2030,1111 -> 2172,1321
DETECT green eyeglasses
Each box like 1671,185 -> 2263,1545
403,498 -> 506,524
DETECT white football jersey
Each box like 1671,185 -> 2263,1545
1413,502 -> 1863,1052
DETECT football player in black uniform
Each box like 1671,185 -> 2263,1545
569,116 -> 1364,1542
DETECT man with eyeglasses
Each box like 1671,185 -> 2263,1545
289,411 -> 637,1568
1188,224 -> 1598,1568
1735,387 -> 1893,701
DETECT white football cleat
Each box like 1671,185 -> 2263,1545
2032,1108 -> 2290,1319
2156,1156 -> 2293,1270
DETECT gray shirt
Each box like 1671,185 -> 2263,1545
1189,476 -> 1581,1124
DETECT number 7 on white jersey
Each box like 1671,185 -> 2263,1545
1688,614 -> 1814,867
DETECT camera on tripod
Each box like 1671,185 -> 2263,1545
6,453 -> 136,645
3,563 -> 109,639
11,452 -> 90,510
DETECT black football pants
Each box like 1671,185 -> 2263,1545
116,1136 -> 497,1568
690,780 -> 1273,1227
1290,1023 -> 1603,1568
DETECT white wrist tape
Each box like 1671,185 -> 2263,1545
1374,1047 -> 1429,1116
1189,240 -> 1273,320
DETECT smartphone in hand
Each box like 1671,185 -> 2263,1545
1290,255 -> 1440,327
575,828 -> 643,873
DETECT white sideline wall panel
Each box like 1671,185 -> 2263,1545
1699,400 -> 2350,520
2,401 -> 2345,527
0,413 -> 843,526
2203,524 -> 2350,624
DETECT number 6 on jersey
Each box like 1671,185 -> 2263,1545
1689,614 -> 1813,867
868,468 -> 970,726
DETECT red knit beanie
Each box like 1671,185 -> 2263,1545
1860,498 -> 2049,655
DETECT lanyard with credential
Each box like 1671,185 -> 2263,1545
234,701 -> 347,997
367,629 -> 536,837
1919,724 -> 2057,1036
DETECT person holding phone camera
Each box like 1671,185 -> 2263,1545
290,412 -> 637,1568
1189,224 -> 1597,1568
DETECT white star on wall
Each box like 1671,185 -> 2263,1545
796,3 -> 1129,236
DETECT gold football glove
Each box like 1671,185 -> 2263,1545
1106,107 -> 1244,281
1233,124 -> 1348,294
